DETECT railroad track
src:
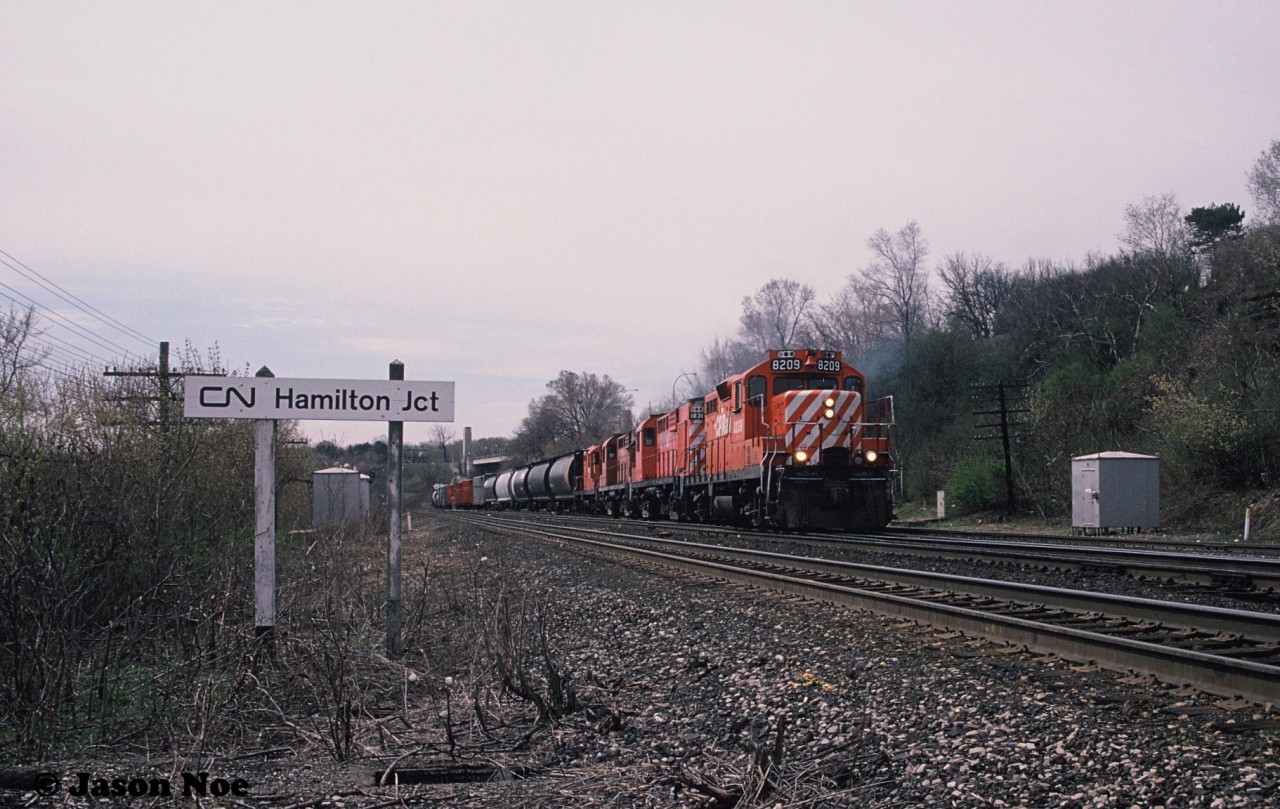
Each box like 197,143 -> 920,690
482,511 -> 1280,597
455,513 -> 1280,705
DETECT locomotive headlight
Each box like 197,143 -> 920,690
865,450 -> 878,463
824,408 -> 836,419
793,450 -> 809,464
824,397 -> 836,408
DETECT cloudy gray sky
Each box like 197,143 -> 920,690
3,1 -> 1279,444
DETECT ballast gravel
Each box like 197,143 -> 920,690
24,515 -> 1277,808
419,518 -> 1277,807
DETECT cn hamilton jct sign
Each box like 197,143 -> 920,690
184,377 -> 455,422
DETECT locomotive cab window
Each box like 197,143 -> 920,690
773,376 -> 839,394
844,376 -> 863,392
747,374 -> 766,405
643,427 -> 656,447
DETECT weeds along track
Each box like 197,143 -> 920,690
458,513 -> 1280,705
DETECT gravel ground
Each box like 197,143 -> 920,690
15,513 -> 1278,808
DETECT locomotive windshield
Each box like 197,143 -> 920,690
773,376 -> 839,394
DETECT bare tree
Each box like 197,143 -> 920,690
737,278 -> 816,352
430,425 -> 456,462
699,337 -> 757,385
1247,138 -> 1280,226
511,371 -> 634,462
806,275 -> 882,366
1120,193 -> 1189,257
859,222 -> 931,343
937,252 -> 1015,339
0,305 -> 48,423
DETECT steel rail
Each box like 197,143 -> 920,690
463,515 -> 1280,705
847,532 -> 1280,592
494,511 -> 1280,592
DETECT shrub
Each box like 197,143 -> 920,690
946,457 -> 1011,515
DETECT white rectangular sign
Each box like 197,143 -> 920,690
183,376 -> 455,422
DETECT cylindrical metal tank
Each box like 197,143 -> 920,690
494,470 -> 514,504
482,474 -> 497,505
511,467 -> 532,503
548,452 -> 582,498
527,461 -> 553,499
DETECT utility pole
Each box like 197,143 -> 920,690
103,340 -> 185,430
972,382 -> 1028,514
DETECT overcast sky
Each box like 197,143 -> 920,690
3,1 -> 1279,445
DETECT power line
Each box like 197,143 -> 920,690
0,281 -> 141,363
0,248 -> 155,349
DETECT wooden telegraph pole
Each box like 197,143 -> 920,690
972,382 -> 1028,515
386,360 -> 405,659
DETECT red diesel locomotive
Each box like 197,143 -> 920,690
435,348 -> 896,531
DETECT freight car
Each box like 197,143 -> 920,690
437,348 -> 895,531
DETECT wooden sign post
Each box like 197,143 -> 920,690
386,360 -> 404,658
253,366 -> 277,643
183,366 -> 454,658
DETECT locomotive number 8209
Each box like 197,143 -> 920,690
771,358 -> 802,371
815,359 -> 841,372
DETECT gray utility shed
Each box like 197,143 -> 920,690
1071,452 -> 1160,531
313,466 -> 371,528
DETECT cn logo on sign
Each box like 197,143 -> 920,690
200,385 -> 256,408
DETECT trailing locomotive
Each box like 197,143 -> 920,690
435,348 -> 895,531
